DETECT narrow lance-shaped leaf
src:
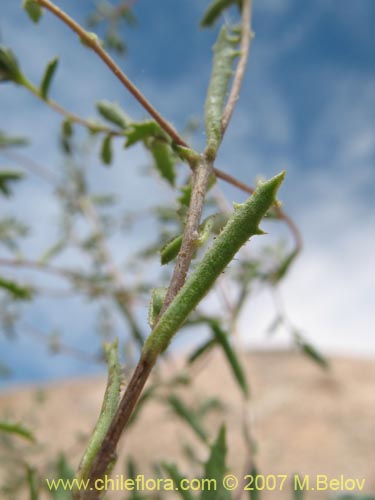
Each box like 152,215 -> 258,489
167,394 -> 208,443
39,57 -> 58,99
294,333 -> 329,370
210,319 -> 249,397
0,420 -> 35,442
77,339 -> 122,481
188,338 -> 217,364
101,133 -> 113,165
201,425 -> 231,500
161,463 -> 194,500
96,101 -> 128,129
26,466 -> 39,500
204,26 -> 240,159
0,131 -> 28,148
0,276 -> 33,300
201,0 -> 242,28
143,171 -> 285,361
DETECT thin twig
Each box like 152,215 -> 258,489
221,0 -> 253,134
36,0 -> 188,148
159,156 -> 213,315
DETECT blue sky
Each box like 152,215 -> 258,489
0,0 -> 374,388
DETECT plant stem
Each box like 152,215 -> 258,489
36,0 -> 188,148
221,0 -> 253,134
158,156 -> 213,316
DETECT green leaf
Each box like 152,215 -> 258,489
204,26 -> 240,159
167,394 -> 208,443
143,172 -> 285,361
188,338 -> 217,364
210,319 -> 249,397
77,340 -> 122,481
161,463 -> 194,500
148,287 -> 167,328
270,249 -> 299,283
247,466 -> 260,500
201,0 -> 241,28
202,425 -> 231,500
160,233 -> 183,265
100,133 -> 113,165
22,0 -> 43,23
38,240 -> 66,264
0,46 -> 25,84
124,120 -> 165,148
160,215 -> 218,266
149,139 -> 176,186
39,57 -> 58,99
60,119 -> 73,154
0,276 -> 33,300
96,100 -> 128,129
0,131 -> 28,148
0,420 -> 35,441
26,466 -> 39,500
0,170 -> 24,196
294,332 -> 329,370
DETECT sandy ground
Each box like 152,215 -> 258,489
0,350 -> 374,499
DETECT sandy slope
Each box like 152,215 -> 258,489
0,350 -> 374,499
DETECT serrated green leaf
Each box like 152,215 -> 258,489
101,133 -> 113,165
0,170 -> 24,196
124,120 -> 165,148
0,420 -> 35,441
201,0 -> 241,28
202,425 -> 230,500
210,319 -> 249,397
167,395 -> 208,443
0,276 -> 33,300
148,287 -> 167,327
22,0 -> 43,23
39,57 -> 58,99
161,463 -> 194,500
150,139 -> 176,186
96,100 -> 128,129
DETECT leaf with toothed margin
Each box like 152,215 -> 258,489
143,171 -> 285,361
